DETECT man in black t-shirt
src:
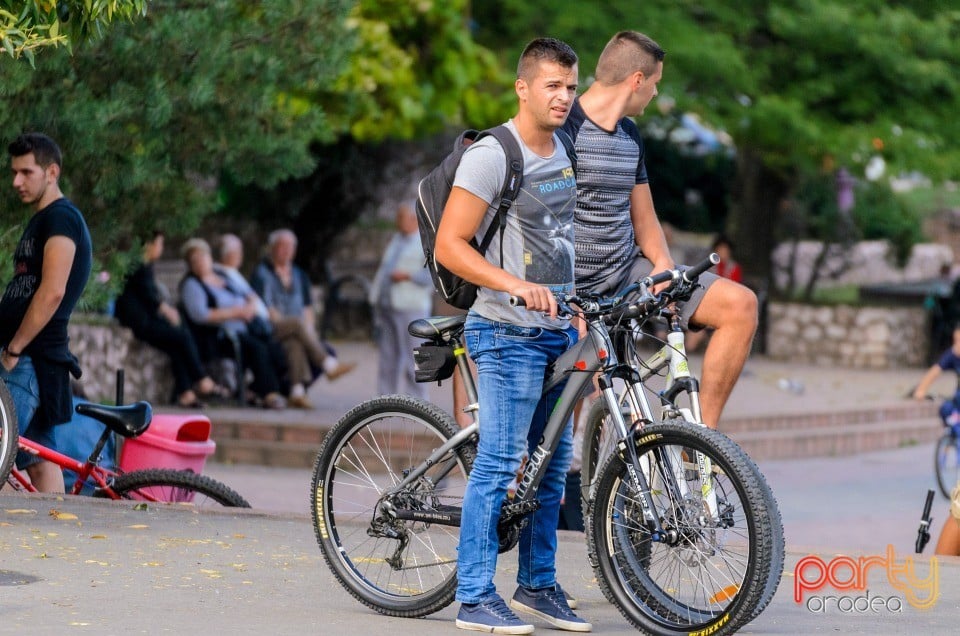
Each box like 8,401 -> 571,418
0,133 -> 92,492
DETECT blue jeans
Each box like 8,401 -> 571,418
0,354 -> 48,469
456,315 -> 577,603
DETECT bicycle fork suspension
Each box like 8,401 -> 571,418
598,375 -> 667,538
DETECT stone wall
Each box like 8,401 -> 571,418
67,320 -> 174,404
765,301 -> 929,369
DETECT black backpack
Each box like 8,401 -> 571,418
415,125 -> 575,310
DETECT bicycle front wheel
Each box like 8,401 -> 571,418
581,396 -> 622,512
935,431 -> 960,499
311,394 -> 475,618
0,380 -> 18,486
588,420 -> 784,636
109,468 -> 250,507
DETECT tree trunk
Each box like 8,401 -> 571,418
727,148 -> 790,285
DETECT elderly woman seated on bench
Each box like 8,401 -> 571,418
178,238 -> 289,410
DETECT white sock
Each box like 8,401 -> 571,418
322,357 -> 340,374
291,383 -> 305,398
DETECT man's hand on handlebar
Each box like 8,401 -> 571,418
509,282 -> 558,318
646,257 -> 677,295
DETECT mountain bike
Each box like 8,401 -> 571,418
0,381 -> 249,508
579,257 -> 735,508
310,256 -> 784,636
577,257 -> 785,626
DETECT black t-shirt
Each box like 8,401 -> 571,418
0,198 -> 92,353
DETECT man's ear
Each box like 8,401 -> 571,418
46,162 -> 61,182
515,77 -> 528,101
633,70 -> 647,90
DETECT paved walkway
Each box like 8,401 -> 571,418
2,443 -> 957,635
4,340 -> 959,633
179,338 -> 955,430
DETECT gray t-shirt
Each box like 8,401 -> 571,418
452,120 -> 576,329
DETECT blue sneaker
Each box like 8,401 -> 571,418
456,594 -> 535,634
510,584 -> 592,632
557,582 -> 577,609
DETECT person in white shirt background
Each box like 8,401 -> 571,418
369,202 -> 434,399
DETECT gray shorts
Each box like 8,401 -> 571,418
583,254 -> 718,331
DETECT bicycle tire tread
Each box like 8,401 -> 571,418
311,393 -> 475,618
586,420 -> 784,636
110,468 -> 250,507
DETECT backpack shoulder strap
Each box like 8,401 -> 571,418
476,125 -> 524,254
556,128 -> 577,174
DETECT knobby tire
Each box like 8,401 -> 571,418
109,468 -> 250,507
311,394 -> 475,618
587,420 -> 784,636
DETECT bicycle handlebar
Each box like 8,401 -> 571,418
508,253 -> 719,321
641,252 -> 720,288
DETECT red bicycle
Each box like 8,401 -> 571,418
0,380 -> 248,508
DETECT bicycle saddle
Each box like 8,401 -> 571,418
408,315 -> 467,341
75,401 -> 153,439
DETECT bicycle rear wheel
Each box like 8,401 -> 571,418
0,380 -> 18,486
109,468 -> 250,507
311,395 -> 474,618
588,420 -> 784,636
935,431 -> 960,499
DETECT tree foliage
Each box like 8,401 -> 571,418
222,0 -> 516,272
472,1 -> 960,277
318,0 -> 512,141
1,0 -> 353,280
0,0 -> 148,63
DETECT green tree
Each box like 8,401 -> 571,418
1,0 -> 353,283
224,0 -> 515,275
473,1 -> 960,280
320,0 -> 513,141
0,0 -> 148,63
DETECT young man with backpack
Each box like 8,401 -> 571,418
435,38 -> 590,634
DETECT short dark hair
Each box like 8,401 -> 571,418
8,132 -> 63,169
595,31 -> 665,84
712,233 -> 734,252
517,37 -> 578,80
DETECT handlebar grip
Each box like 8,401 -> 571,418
644,270 -> 674,287
683,252 -> 721,283
508,295 -> 525,307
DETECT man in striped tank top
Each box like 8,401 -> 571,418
562,31 -> 757,430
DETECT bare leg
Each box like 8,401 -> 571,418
935,517 -> 960,556
26,460 -> 65,493
689,279 -> 758,429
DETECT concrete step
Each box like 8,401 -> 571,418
213,438 -> 320,470
720,401 -> 937,434
203,403 -> 947,468
731,416 -> 942,461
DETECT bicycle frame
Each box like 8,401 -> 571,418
611,311 -> 704,427
389,309 -> 677,538
7,434 -> 175,504
8,435 -> 117,495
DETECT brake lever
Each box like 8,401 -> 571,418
916,489 -> 935,554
